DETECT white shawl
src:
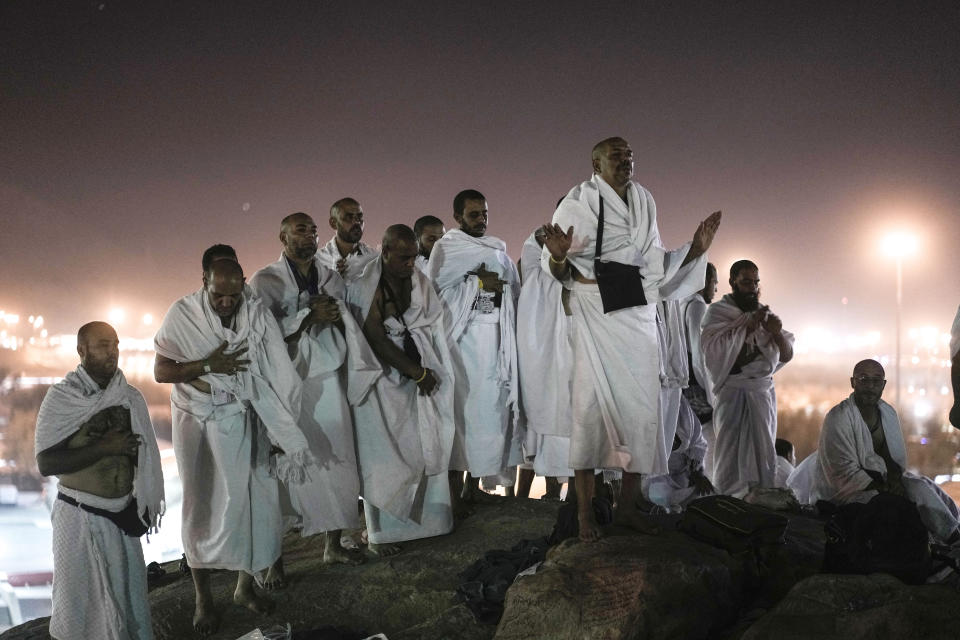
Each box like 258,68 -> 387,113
247,255 -> 381,406
426,228 -> 521,427
517,232 -> 573,438
951,304 -> 960,359
542,174 -> 705,303
814,395 -> 907,504
316,237 -> 379,281
35,366 -> 164,531
700,295 -> 794,395
153,289 -> 313,482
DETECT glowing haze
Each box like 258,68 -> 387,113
2,1 -> 958,348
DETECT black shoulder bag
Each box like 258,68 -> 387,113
594,196 -> 648,313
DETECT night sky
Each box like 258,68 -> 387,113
3,1 -> 958,342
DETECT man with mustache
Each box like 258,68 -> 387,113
541,137 -> 721,541
36,321 -> 164,640
248,212 -> 370,570
812,359 -> 960,543
413,214 -> 446,275
427,189 -> 522,502
700,259 -> 794,497
317,197 -> 379,280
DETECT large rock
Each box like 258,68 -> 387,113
495,525 -> 745,640
2,496 -> 561,640
741,573 -> 960,640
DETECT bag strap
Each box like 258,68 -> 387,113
594,196 -> 605,260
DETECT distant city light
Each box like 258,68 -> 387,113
142,313 -> 154,326
880,231 -> 919,258
108,308 -> 126,326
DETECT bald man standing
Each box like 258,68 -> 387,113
36,321 -> 164,640
316,197 -> 379,280
155,259 -> 314,635
250,212 -> 374,568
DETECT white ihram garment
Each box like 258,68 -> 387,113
517,232 -> 574,478
316,237 -> 379,281
345,257 -> 460,543
154,290 -> 312,570
680,293 -> 716,479
249,256 -> 380,534
642,396 -> 708,510
701,295 -> 793,497
36,366 -> 164,640
813,395 -> 960,541
427,229 -> 523,480
547,174 -> 706,474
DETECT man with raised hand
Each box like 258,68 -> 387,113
427,189 -> 524,501
249,211 -> 377,568
316,197 -> 379,280
345,224 -> 463,550
36,321 -> 164,640
154,258 -> 314,635
541,136 -> 720,541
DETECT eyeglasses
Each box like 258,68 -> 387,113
853,375 -> 886,386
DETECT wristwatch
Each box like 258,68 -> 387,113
202,361 -> 211,374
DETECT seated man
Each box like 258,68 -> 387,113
346,224 -> 463,548
36,321 -> 164,640
774,438 -> 796,488
814,358 -> 960,543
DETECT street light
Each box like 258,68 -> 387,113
880,231 -> 919,409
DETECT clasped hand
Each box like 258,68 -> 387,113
307,294 -> 341,324
467,263 -> 507,293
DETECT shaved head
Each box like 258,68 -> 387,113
281,211 -> 313,232
383,223 -> 417,250
853,359 -> 885,377
330,197 -> 360,222
76,321 -> 119,386
77,321 -> 115,348
592,136 -> 628,163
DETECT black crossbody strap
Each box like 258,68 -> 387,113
594,196 -> 605,261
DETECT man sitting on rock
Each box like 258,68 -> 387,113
814,358 -> 960,543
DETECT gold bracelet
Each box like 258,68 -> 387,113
414,368 -> 428,383
549,254 -> 568,265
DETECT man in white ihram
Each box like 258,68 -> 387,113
540,136 -> 721,541
154,258 -> 314,635
36,321 -> 164,640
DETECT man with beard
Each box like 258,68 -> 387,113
679,262 -> 718,477
813,359 -> 960,542
317,197 -> 379,280
154,259 -> 315,634
345,225 -> 463,548
249,212 -> 373,568
541,137 -> 720,541
700,259 -> 794,497
36,321 -> 164,640
427,189 -> 524,501
413,215 -> 446,275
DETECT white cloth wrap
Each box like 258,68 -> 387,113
517,232 -> 575,479
547,175 -> 707,474
951,304 -> 960,359
249,256 -> 379,534
154,289 -> 313,482
344,257 -> 459,541
50,486 -> 153,640
35,366 -> 164,530
415,254 -> 430,276
680,292 -> 716,478
701,296 -> 794,496
786,452 -> 819,504
642,394 -> 707,509
814,395 -> 960,541
316,237 -> 379,281
427,229 -> 524,477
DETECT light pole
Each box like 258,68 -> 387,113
881,232 -> 918,410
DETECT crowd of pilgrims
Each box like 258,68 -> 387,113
34,137 -> 960,638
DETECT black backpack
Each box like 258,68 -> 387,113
822,492 -> 931,585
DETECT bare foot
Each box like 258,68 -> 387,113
323,543 -> 366,565
368,541 -> 402,557
192,600 -> 220,636
255,557 -> 285,591
233,588 -> 275,615
578,507 -> 603,543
